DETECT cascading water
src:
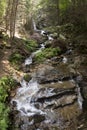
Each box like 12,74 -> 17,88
12,78 -> 44,116
24,43 -> 45,66
47,35 -> 54,41
12,22 -> 48,117
11,20 -> 84,130
77,84 -> 83,109
62,56 -> 68,64
25,56 -> 32,66
24,20 -> 53,66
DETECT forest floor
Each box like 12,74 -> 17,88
0,38 -> 25,80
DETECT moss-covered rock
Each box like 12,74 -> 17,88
23,74 -> 32,82
34,47 -> 61,63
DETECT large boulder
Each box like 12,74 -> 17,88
33,63 -> 76,84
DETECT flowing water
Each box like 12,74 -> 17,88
12,24 -> 53,116
24,43 -> 45,66
24,20 -> 52,66
11,21 -> 84,130
12,79 -> 45,116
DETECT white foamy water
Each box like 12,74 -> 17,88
47,35 -> 54,41
24,43 -> 45,65
12,79 -> 44,116
77,84 -> 83,109
41,30 -> 46,36
25,56 -> 32,65
62,57 -> 68,63
40,43 -> 45,49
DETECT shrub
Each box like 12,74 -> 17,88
9,52 -> 25,70
34,47 -> 61,63
0,103 -> 10,130
0,76 -> 17,130
24,39 -> 38,52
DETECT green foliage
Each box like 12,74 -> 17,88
9,52 -> 24,70
34,47 -> 61,63
23,74 -> 32,82
44,26 -> 58,33
60,0 -> 70,11
60,23 -> 74,33
0,76 -> 17,101
9,40 -> 38,69
24,39 -> 38,52
0,103 -> 10,130
0,0 -> 6,21
0,76 -> 17,130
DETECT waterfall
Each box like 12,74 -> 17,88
25,56 -> 33,66
24,43 -> 45,66
11,78 -> 44,116
77,84 -> 83,109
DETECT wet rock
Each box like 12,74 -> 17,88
23,74 -> 32,82
51,39 -> 67,53
31,85 -> 77,110
12,100 -> 17,108
11,112 -> 45,130
45,40 -> 52,48
52,95 -> 77,109
31,33 -> 47,43
32,88 -> 76,102
42,80 -> 76,89
33,114 -> 45,123
22,64 -> 30,73
78,111 -> 87,130
43,94 -> 77,110
34,103 -> 41,109
10,91 -> 16,97
80,77 -> 87,100
33,64 -> 76,84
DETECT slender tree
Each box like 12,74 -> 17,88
5,0 -> 11,33
10,0 -> 19,38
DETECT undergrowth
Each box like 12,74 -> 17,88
34,47 -> 61,63
9,51 -> 25,70
24,39 -> 38,52
0,76 -> 17,130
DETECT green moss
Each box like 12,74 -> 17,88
0,76 -> 17,130
24,39 -> 38,52
34,47 -> 61,63
23,74 -> 32,82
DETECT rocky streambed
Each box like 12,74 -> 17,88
9,28 -> 87,130
10,60 -> 85,130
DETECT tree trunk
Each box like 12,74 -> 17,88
5,0 -> 11,33
57,0 -> 60,37
10,0 -> 18,39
